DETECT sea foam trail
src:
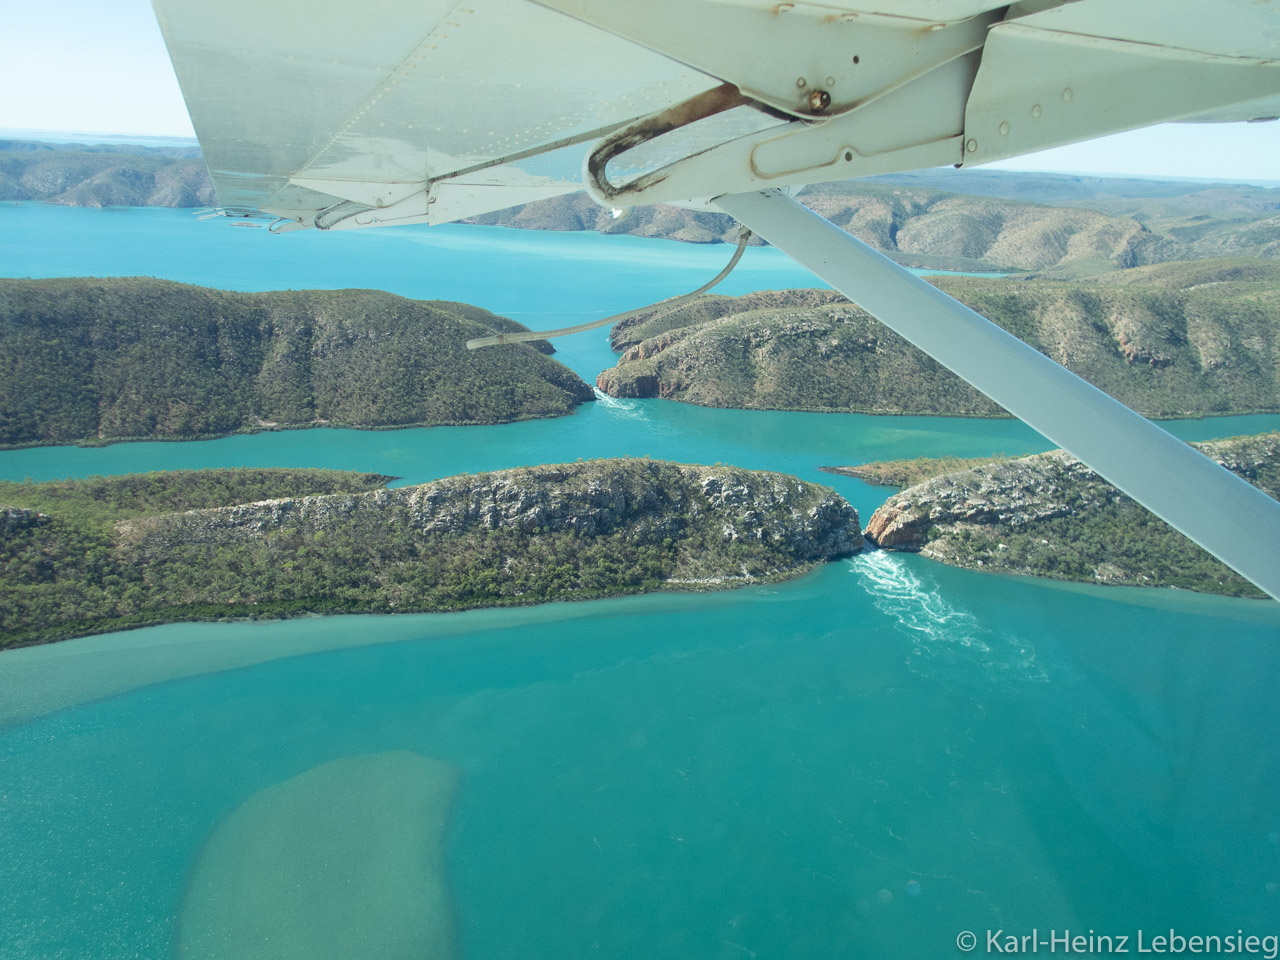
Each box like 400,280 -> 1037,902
593,388 -> 650,421
849,550 -> 1046,683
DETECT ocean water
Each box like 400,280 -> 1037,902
1,205 -> 1279,960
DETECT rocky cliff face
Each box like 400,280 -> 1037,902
122,460 -> 862,567
4,460 -> 861,646
861,434 -> 1279,597
863,451 -> 1107,549
595,267 -> 1280,419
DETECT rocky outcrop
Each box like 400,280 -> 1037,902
120,460 -> 862,564
860,434 -> 1279,597
0,460 -> 861,646
607,289 -> 848,354
595,268 -> 1280,419
0,506 -> 49,536
863,452 -> 1102,549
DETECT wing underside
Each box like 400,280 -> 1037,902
152,0 -> 1280,228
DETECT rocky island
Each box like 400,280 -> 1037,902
596,261 -> 1280,419
0,460 -> 862,647
0,278 -> 594,448
855,433 -> 1279,598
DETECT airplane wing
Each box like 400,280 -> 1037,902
151,0 -> 1280,227
151,0 -> 1280,601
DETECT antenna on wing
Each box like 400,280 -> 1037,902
465,226 -> 752,349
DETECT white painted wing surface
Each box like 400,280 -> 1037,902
153,0 -> 1280,223
150,0 -> 722,227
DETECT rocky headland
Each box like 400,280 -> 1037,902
0,461 -> 862,646
596,263 -> 1280,419
858,433 -> 1279,597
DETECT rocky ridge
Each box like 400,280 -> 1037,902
2,461 -> 861,646
860,433 -> 1279,597
596,268 -> 1280,419
122,460 -> 861,566
467,178 -> 1280,274
0,278 -> 591,448
8,140 -> 1277,274
0,139 -> 214,207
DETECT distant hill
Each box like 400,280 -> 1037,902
863,168 -> 1280,207
467,176 -> 1279,274
0,278 -> 593,448
859,432 -> 1280,598
863,169 -> 1280,269
465,192 -> 750,244
794,181 -> 1181,274
7,137 -> 1276,272
596,259 -> 1280,419
0,139 -> 214,207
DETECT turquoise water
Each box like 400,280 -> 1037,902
0,201 -> 999,383
2,206 -> 1279,959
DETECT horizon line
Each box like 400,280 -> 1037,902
5,126 -> 1279,190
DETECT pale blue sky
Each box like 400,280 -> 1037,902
2,0 -> 196,138
3,0 -> 1278,184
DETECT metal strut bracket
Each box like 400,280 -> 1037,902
584,83 -> 749,204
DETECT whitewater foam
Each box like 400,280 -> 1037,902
849,550 -> 1046,683
593,388 -> 650,421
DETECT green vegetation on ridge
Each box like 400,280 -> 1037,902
0,277 -> 593,448
0,460 -> 862,647
821,455 -> 1016,488
598,262 -> 1280,419
860,433 -> 1280,598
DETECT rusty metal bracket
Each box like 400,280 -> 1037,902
584,83 -> 750,203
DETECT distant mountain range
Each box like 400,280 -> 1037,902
3,138 -> 1277,274
0,138 -> 213,207
468,176 -> 1280,274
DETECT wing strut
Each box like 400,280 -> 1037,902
715,189 -> 1280,602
